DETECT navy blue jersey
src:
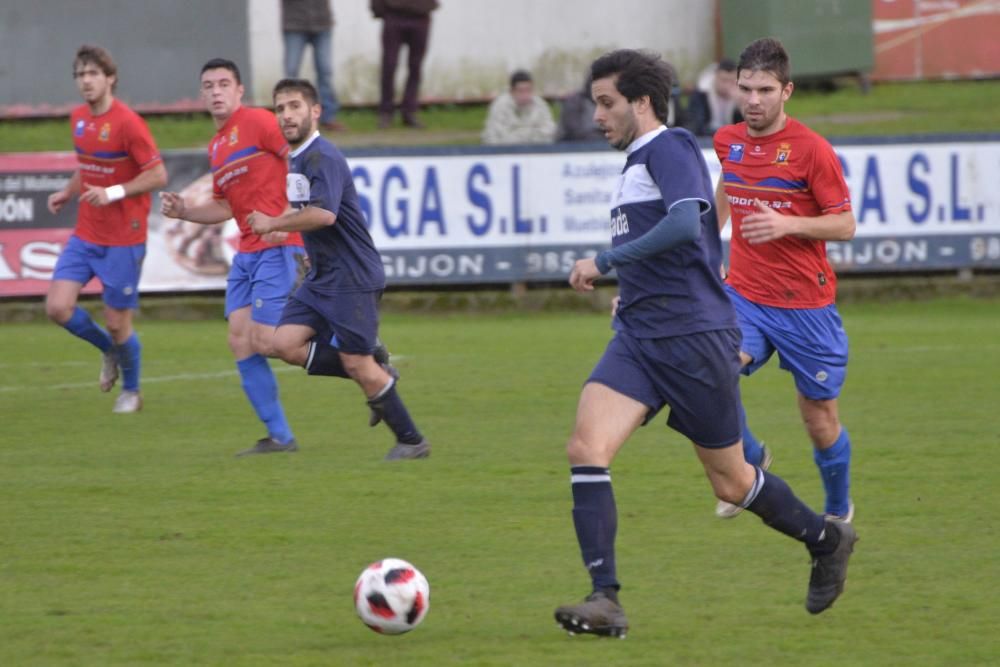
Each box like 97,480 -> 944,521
287,133 -> 384,292
610,127 -> 736,338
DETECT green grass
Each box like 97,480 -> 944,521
1,298 -> 999,665
2,80 -> 998,153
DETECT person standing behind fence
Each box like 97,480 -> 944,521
46,44 -> 168,414
281,0 -> 346,131
482,69 -> 557,145
371,0 -> 438,129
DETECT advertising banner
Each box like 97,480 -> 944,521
2,138 -> 999,297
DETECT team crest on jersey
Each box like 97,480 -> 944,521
728,143 -> 745,162
99,122 -> 111,142
74,119 -> 85,137
286,173 -> 310,206
773,142 -> 792,165
228,126 -> 239,145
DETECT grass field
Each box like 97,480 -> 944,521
1,298 -> 998,666
2,80 -> 998,153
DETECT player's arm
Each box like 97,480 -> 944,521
160,192 -> 233,224
79,162 -> 168,207
47,170 -> 81,214
740,199 -> 856,244
714,177 -> 731,231
569,200 -> 701,292
249,206 -> 334,235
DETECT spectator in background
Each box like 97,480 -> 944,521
686,58 -> 742,136
282,0 -> 346,131
482,69 -> 557,145
557,75 -> 603,142
371,0 -> 439,129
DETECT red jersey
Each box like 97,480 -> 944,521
71,99 -> 162,246
209,106 -> 301,253
714,117 -> 851,308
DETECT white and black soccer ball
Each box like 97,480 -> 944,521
353,558 -> 430,635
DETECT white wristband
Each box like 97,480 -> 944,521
105,184 -> 126,202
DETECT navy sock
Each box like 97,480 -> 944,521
116,333 -> 142,391
305,340 -> 349,377
814,428 -> 852,516
740,404 -> 765,466
744,469 -> 833,551
236,354 -> 294,444
570,466 -> 619,592
63,306 -> 112,353
367,380 -> 422,444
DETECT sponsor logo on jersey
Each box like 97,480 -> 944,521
610,208 -> 629,238
773,142 -> 792,165
99,122 -> 111,142
74,120 -> 85,137
728,143 -> 745,162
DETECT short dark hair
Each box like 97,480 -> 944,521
200,58 -> 242,84
510,69 -> 532,88
590,49 -> 673,125
737,38 -> 790,86
74,44 -> 117,91
273,78 -> 318,105
717,58 -> 737,73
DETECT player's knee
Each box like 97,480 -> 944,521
45,299 -> 72,325
565,433 -> 607,466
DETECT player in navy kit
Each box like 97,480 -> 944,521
553,50 -> 857,637
248,79 -> 428,461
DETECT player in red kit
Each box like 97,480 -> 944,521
161,58 -> 304,456
46,44 -> 168,414
714,38 -> 858,525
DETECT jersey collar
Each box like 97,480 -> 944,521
626,125 -> 667,155
290,130 -> 321,158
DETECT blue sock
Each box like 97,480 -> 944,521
740,404 -> 765,466
570,466 -> 619,592
814,428 -> 852,516
116,333 -> 141,391
367,380 -> 422,444
63,306 -> 112,353
236,354 -> 294,444
745,469 -> 832,551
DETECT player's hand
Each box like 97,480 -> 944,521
249,210 -> 280,237
47,190 -> 71,214
740,198 -> 798,244
79,184 -> 111,207
569,257 -> 601,293
610,295 -> 620,317
160,191 -> 187,219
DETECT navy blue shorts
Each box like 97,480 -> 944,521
225,246 -> 303,325
52,235 -> 145,309
587,328 -> 743,448
278,285 -> 382,355
726,285 -> 849,400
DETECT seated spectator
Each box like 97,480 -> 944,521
685,58 -> 742,136
664,60 -> 686,128
557,75 -> 603,142
482,70 -> 556,145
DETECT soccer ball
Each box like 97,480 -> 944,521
353,558 -> 430,634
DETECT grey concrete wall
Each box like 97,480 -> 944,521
0,0 -> 249,114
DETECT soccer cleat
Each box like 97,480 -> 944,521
554,591 -> 629,638
806,520 -> 858,614
368,364 -> 401,427
236,437 -> 299,457
825,501 -> 855,524
112,390 -> 142,414
384,439 -> 430,461
715,444 -> 774,519
99,350 -> 119,393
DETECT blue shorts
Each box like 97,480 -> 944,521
278,285 -> 382,355
726,285 -> 848,401
225,246 -> 304,325
587,328 -> 743,448
52,235 -> 145,310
